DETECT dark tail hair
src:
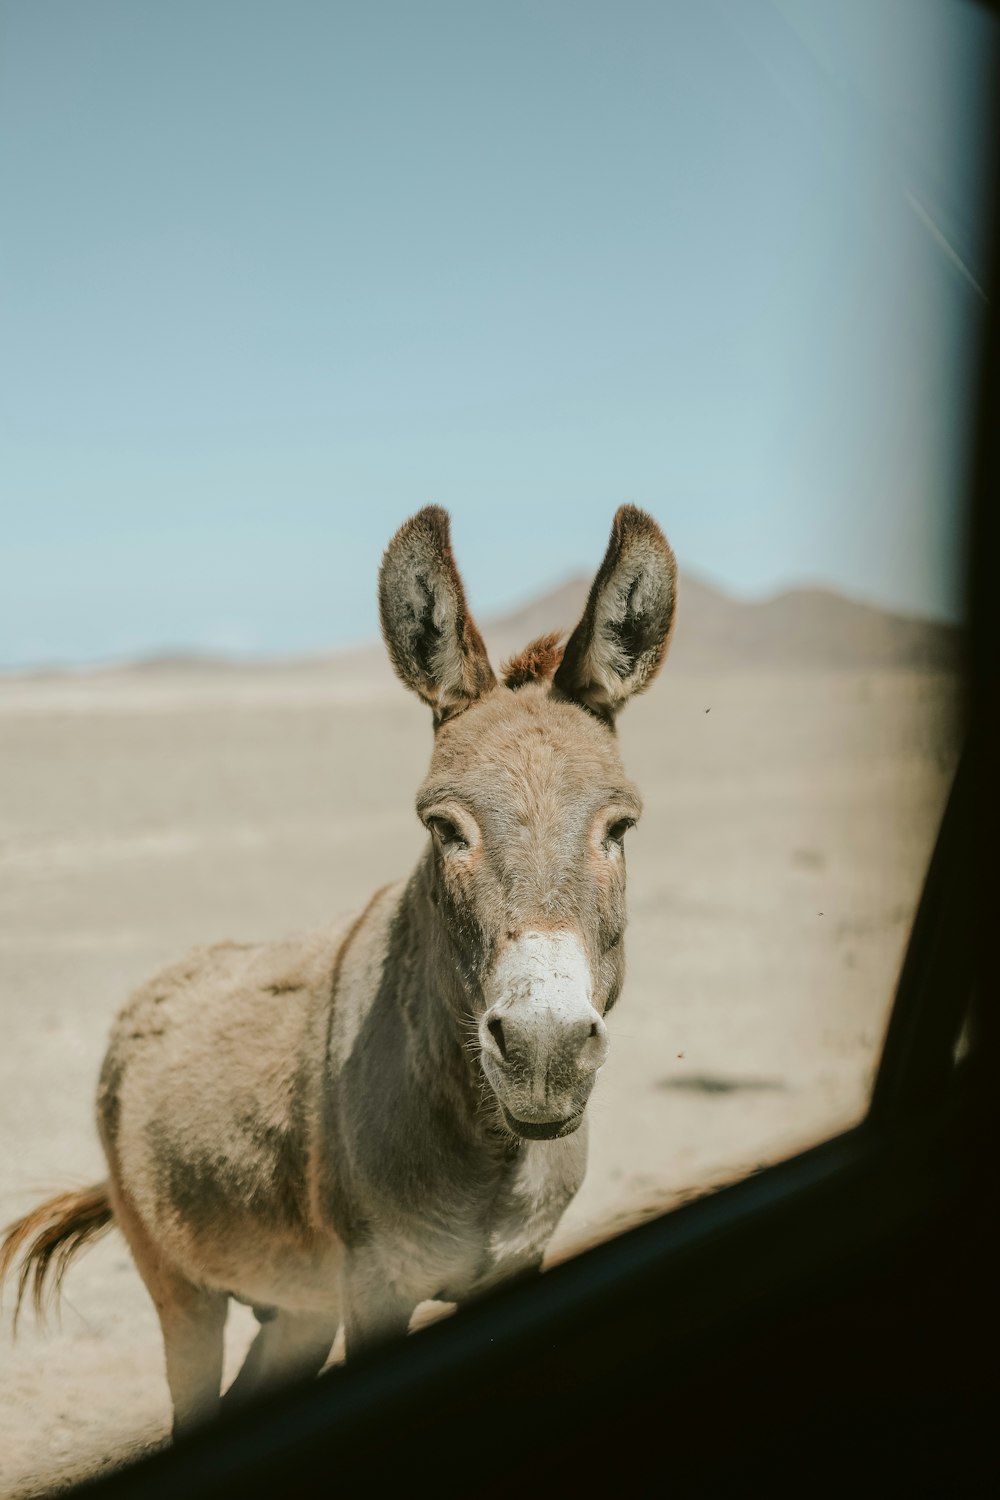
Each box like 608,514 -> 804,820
0,1183 -> 114,1329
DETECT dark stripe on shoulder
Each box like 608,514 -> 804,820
329,883 -> 393,1005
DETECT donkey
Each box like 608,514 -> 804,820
1,505 -> 676,1435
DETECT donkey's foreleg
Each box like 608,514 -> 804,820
223,1309 -> 340,1407
342,1254 -> 413,1359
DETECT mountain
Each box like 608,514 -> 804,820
482,572 -> 960,673
3,573 -> 959,687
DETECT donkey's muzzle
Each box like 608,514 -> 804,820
478,930 -> 608,1135
481,1010 -> 608,1077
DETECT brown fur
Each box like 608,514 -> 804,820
501,632 -> 566,690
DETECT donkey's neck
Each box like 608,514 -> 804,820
393,852 -> 504,1146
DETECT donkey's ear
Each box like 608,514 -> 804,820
379,507 -> 497,724
554,506 -> 677,722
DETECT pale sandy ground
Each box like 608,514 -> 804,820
0,658 -> 958,1496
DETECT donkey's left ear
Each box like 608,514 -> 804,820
379,506 -> 497,725
554,506 -> 677,722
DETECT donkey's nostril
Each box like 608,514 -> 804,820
583,1013 -> 610,1069
487,1016 -> 507,1061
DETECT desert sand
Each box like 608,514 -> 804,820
0,576 -> 959,1496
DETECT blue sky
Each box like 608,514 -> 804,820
1,0 -> 995,667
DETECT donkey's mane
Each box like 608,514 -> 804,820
501,632 -> 566,690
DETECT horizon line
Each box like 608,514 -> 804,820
0,567 -> 962,679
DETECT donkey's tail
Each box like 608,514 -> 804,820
0,1183 -> 114,1329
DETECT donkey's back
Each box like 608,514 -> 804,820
97,918 -> 357,1297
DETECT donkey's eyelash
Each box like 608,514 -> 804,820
604,818 -> 636,847
427,816 -> 469,850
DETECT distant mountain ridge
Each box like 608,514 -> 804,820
4,573 -> 960,683
482,572 -> 960,673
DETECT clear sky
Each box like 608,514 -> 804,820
1,0 -> 995,667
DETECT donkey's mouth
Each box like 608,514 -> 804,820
499,1104 -> 584,1140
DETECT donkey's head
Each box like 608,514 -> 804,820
379,506 -> 676,1141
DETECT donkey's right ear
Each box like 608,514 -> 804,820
378,507 -> 497,724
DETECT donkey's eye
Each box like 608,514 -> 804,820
604,817 -> 635,850
427,816 -> 468,851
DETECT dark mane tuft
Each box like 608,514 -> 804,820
501,632 -> 566,690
